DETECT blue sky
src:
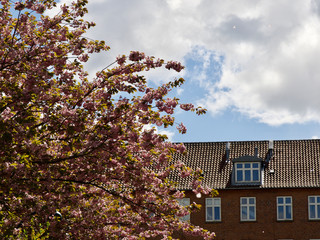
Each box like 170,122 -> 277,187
56,0 -> 320,142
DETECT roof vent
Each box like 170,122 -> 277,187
254,147 -> 259,157
225,142 -> 230,162
267,140 -> 273,160
269,140 -> 274,150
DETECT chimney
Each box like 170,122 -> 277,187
254,147 -> 259,157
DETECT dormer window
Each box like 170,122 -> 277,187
231,154 -> 263,186
235,162 -> 260,183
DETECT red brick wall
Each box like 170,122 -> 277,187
179,188 -> 320,240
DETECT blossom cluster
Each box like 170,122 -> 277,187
129,51 -> 145,61
165,60 -> 185,72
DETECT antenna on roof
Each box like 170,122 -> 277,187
225,142 -> 230,163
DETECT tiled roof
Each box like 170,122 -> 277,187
172,139 -> 320,190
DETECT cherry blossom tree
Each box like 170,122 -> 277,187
0,0 -> 215,239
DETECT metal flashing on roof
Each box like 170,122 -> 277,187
232,155 -> 263,162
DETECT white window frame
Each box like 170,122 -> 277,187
277,196 -> 293,221
206,198 -> 221,222
177,198 -> 190,221
240,197 -> 256,221
235,162 -> 260,183
308,196 -> 320,220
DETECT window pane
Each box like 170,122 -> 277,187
249,198 -> 255,204
317,205 -> 320,219
214,206 -> 220,220
241,206 -> 247,220
206,207 -> 213,221
179,198 -> 190,206
310,205 -> 316,218
245,163 -> 251,168
249,206 -> 255,219
317,197 -> 320,203
245,170 -> 251,181
178,198 -> 190,222
214,198 -> 220,205
252,163 -> 259,168
237,170 -> 243,181
310,196 -> 315,203
286,205 -> 291,219
252,170 -> 259,181
241,198 -> 247,204
278,197 -> 284,204
182,215 -> 190,221
278,206 -> 284,219
285,197 -> 291,204
237,163 -> 243,169
206,199 -> 213,205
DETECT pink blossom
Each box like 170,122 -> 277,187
175,143 -> 186,154
177,122 -> 187,134
1,107 -> 14,121
129,51 -> 145,61
180,103 -> 194,111
173,191 -> 185,199
14,2 -> 25,11
78,53 -> 89,62
165,61 -> 184,72
116,55 -> 126,65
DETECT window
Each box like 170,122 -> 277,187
277,196 -> 292,220
308,196 -> 320,220
206,198 -> 221,222
178,198 -> 190,221
240,197 -> 256,221
235,162 -> 260,183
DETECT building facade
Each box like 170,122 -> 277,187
172,139 -> 320,240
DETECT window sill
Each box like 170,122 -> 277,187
233,182 -> 262,186
205,220 -> 222,223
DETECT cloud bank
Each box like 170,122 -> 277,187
67,0 -> 320,126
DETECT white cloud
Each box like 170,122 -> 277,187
158,129 -> 175,142
202,2 -> 320,125
176,88 -> 184,96
57,0 -> 320,126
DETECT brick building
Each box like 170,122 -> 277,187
172,139 -> 320,240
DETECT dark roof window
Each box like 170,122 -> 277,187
232,155 -> 263,186
235,162 -> 260,182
